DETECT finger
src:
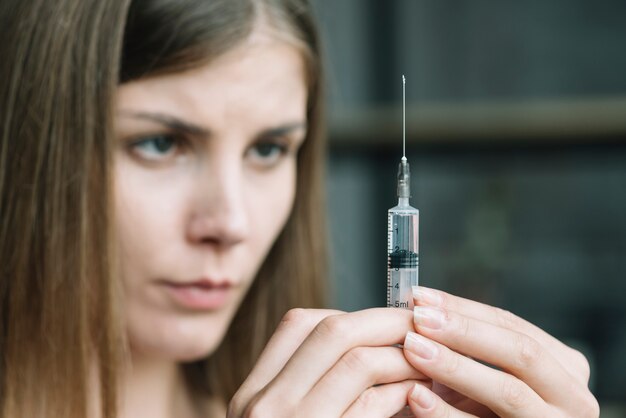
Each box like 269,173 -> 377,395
245,308 -> 343,386
408,383 -> 479,418
413,286 -> 589,383
412,306 -> 587,406
430,382 -> 496,416
403,331 -> 550,418
341,380 -> 427,418
228,308 -> 343,417
302,346 -> 428,416
258,308 -> 414,410
413,286 -> 570,355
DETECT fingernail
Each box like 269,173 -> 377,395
410,383 -> 435,409
404,331 -> 437,360
412,286 -> 442,307
414,306 -> 446,329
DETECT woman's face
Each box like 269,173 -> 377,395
113,31 -> 307,361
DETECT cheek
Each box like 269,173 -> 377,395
114,161 -> 191,280
246,163 -> 297,254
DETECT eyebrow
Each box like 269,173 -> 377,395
119,111 -> 306,140
119,111 -> 211,137
257,122 -> 307,140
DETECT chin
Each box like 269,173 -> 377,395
168,340 -> 221,363
127,310 -> 232,362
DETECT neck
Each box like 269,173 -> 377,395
119,353 -> 197,418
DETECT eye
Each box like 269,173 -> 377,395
128,134 -> 183,162
246,141 -> 289,167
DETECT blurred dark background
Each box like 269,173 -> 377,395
311,0 -> 626,415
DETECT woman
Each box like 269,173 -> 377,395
0,0 -> 598,417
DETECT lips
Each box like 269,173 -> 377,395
159,278 -> 234,310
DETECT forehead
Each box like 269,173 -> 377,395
116,32 -> 308,129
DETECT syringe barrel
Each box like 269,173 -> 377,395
387,203 -> 419,310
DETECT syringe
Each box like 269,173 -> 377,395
387,75 -> 419,311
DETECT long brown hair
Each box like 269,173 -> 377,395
0,0 -> 326,416
0,0 -> 129,416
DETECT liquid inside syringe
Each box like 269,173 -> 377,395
387,75 -> 419,311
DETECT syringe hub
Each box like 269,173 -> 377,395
397,157 -> 411,199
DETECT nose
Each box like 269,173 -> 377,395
186,158 -> 249,249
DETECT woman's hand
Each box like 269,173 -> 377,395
227,308 -> 430,418
403,286 -> 599,418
